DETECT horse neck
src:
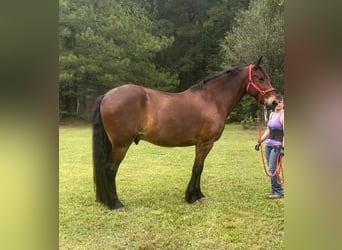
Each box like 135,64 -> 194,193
206,73 -> 248,117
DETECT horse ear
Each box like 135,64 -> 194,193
255,56 -> 263,68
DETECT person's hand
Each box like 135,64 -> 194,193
280,146 -> 284,157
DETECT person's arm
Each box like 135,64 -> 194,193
280,112 -> 285,156
280,112 -> 284,147
258,127 -> 270,144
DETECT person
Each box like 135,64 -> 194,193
257,94 -> 284,199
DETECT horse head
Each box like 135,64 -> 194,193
246,56 -> 278,109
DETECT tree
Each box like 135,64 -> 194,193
221,0 -> 284,122
59,0 -> 177,117
59,0 -> 282,122
135,0 -> 250,90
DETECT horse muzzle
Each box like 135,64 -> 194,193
264,99 -> 278,110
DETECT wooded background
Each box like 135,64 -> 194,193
59,0 -> 284,121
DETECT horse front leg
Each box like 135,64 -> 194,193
185,142 -> 214,204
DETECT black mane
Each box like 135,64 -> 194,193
190,64 -> 248,90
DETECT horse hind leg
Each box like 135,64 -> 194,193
102,161 -> 124,210
94,144 -> 130,210
107,145 -> 131,210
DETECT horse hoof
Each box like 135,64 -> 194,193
185,193 -> 205,204
192,200 -> 200,205
109,205 -> 125,211
185,195 -> 206,205
108,200 -> 125,210
198,196 -> 206,202
194,197 -> 206,204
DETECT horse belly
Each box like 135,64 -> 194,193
143,110 -> 224,148
141,107 -> 206,147
142,125 -> 198,147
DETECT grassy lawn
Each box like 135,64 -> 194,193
59,123 -> 284,249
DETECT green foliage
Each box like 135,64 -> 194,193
59,123 -> 284,249
227,95 -> 258,123
144,0 -> 250,90
59,0 -> 284,122
241,113 -> 257,129
221,0 -> 284,122
221,0 -> 284,92
59,0 -> 178,117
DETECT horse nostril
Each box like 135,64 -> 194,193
265,100 -> 277,110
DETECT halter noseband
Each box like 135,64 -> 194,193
246,64 -> 275,104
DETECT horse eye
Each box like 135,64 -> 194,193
259,78 -> 264,81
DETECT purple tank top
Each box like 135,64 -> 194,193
265,110 -> 284,146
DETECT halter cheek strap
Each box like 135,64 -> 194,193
246,64 -> 275,103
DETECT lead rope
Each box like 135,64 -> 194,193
257,110 -> 284,184
276,153 -> 284,185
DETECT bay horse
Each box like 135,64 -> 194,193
92,56 -> 277,209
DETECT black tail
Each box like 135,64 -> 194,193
92,95 -> 114,207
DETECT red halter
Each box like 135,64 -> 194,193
246,64 -> 275,104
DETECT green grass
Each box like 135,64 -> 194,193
59,123 -> 284,249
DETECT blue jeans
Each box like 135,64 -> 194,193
265,145 -> 284,196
